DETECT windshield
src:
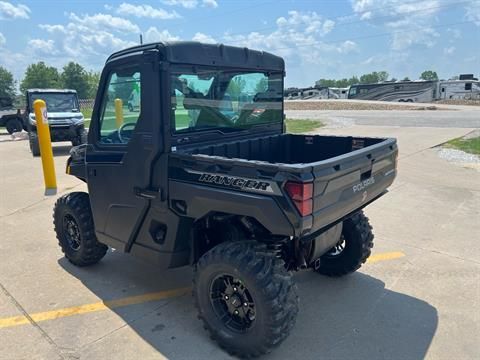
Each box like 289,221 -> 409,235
171,67 -> 283,133
29,93 -> 79,113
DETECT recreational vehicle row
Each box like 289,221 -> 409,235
347,78 -> 480,102
285,75 -> 480,103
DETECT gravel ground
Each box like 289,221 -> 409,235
285,100 -> 441,111
436,99 -> 480,106
437,148 -> 480,164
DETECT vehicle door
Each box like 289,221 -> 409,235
86,54 -> 161,250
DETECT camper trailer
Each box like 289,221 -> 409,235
437,75 -> 480,100
328,87 -> 349,99
302,87 -> 329,99
348,80 -> 436,102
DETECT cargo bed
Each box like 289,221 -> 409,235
174,133 -> 398,237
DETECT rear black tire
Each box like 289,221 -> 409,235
314,211 -> 374,277
6,118 -> 23,134
53,192 -> 108,266
194,241 -> 298,358
29,132 -> 40,157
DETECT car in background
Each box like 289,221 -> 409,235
26,89 -> 87,156
0,96 -> 23,134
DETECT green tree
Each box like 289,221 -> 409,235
226,77 -> 246,100
360,71 -> 389,84
60,62 -> 89,98
347,76 -> 359,85
254,77 -> 268,93
0,66 -> 16,99
316,79 -> 336,87
86,71 -> 100,98
420,70 -> 438,81
20,62 -> 60,93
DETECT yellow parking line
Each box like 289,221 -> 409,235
367,251 -> 405,263
0,287 -> 190,329
0,251 -> 405,330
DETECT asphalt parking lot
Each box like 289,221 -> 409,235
1,109 -> 479,360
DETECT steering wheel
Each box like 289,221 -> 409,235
118,122 -> 136,143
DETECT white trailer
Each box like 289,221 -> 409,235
328,87 -> 349,99
437,79 -> 480,100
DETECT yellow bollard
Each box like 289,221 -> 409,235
114,98 -> 124,128
33,99 -> 57,195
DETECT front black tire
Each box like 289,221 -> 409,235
6,118 -> 23,134
29,132 -> 40,157
53,192 -> 108,266
314,211 -> 374,277
194,241 -> 298,358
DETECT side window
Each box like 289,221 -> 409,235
99,68 -> 141,144
465,83 -> 472,91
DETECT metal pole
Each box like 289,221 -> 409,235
33,99 -> 57,195
114,98 -> 124,128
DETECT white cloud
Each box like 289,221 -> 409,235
0,1 -> 30,19
192,32 -> 216,43
465,0 -> 480,25
350,0 -> 442,50
446,28 -> 461,39
69,13 -> 140,33
162,0 -> 198,9
34,15 -> 138,69
144,27 -> 180,43
116,3 -> 181,19
161,0 -> 218,9
39,24 -> 66,33
202,0 -> 218,8
0,32 -> 5,45
443,46 -> 455,55
28,39 -> 58,55
337,40 -> 358,53
275,11 -> 335,36
387,18 -> 439,50
223,11 -> 349,66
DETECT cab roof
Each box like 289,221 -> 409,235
27,89 -> 77,94
107,41 -> 285,71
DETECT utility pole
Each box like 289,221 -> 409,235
140,34 -> 143,45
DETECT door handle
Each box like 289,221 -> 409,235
134,187 -> 161,199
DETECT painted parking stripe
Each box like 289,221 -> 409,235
0,287 -> 190,329
367,251 -> 405,263
0,251 -> 405,329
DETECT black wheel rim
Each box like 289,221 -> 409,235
63,214 -> 81,251
324,235 -> 345,258
209,274 -> 256,333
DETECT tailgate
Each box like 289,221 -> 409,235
308,137 -> 397,234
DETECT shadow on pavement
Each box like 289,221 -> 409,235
52,145 -> 72,157
60,252 -> 437,360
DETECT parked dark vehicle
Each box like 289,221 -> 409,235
25,89 -> 86,156
54,42 -> 398,357
0,96 -> 23,134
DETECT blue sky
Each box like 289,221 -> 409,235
0,0 -> 479,87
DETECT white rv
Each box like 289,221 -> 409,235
328,87 -> 349,99
302,87 -> 329,99
348,80 -> 436,102
437,79 -> 480,100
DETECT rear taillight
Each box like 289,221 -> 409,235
284,181 -> 313,217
